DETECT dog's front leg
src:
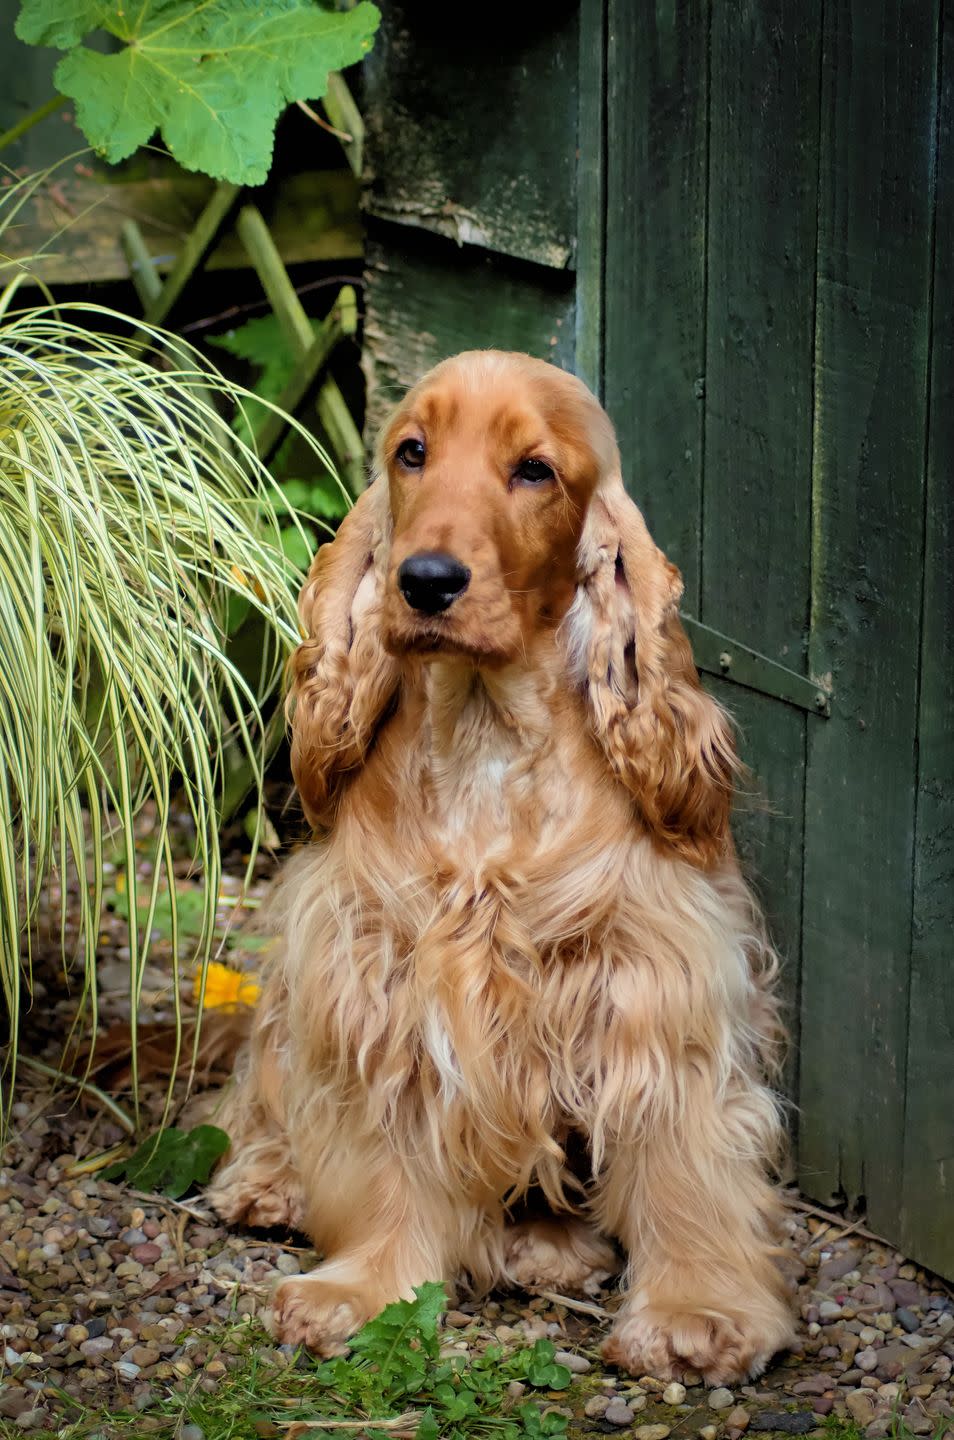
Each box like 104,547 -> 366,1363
270,1138 -> 456,1355
595,1077 -> 795,1384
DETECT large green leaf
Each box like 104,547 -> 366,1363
16,0 -> 381,183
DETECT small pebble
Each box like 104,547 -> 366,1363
603,1400 -> 634,1426
699,1428 -> 718,1440
554,1349 -> 591,1373
845,1390 -> 877,1426
662,1382 -> 686,1405
725,1407 -> 750,1432
709,1388 -> 735,1410
584,1396 -> 609,1419
178,1427 -> 205,1440
896,1307 -> 921,1333
633,1427 -> 671,1440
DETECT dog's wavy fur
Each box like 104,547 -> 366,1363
208,351 -> 795,1382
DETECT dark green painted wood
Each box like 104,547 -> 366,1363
575,0 -> 606,398
363,229 -> 576,437
703,0 -> 819,667
899,4 -> 954,1280
702,0 -> 822,1114
603,0 -> 709,612
706,679 -> 807,1108
799,0 -> 937,1233
362,0 -> 578,271
684,618 -> 830,715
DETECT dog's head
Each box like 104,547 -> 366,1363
376,351 -> 617,665
292,350 -> 736,863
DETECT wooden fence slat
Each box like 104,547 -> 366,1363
799,0 -> 938,1231
702,0 -> 822,1110
575,0 -> 606,398
603,0 -> 709,612
900,4 -> 954,1280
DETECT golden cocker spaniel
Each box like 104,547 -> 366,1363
208,351 -> 795,1382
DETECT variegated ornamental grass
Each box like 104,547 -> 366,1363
0,220 -> 340,1121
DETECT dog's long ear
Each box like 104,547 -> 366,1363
288,478 -> 400,829
568,473 -> 737,866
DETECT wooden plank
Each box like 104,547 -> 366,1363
706,680 -> 807,1110
575,0 -> 606,398
900,3 -> 954,1282
799,0 -> 937,1235
361,1 -> 578,270
363,228 -> 576,438
701,0 -> 822,1121
703,0 -> 819,667
603,0 -> 708,611
7,170 -> 361,287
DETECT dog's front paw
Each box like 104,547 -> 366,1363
601,1297 -> 793,1384
270,1274 -> 370,1356
207,1176 -> 304,1232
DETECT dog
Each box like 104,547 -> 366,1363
207,350 -> 795,1382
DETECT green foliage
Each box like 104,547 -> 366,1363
0,170 -> 337,1119
15,0 -> 381,183
210,314 -> 349,598
307,1283 -> 572,1440
103,1124 -> 229,1198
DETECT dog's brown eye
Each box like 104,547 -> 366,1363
396,438 -> 426,469
513,458 -> 555,485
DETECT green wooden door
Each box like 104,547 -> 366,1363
362,0 -> 954,1281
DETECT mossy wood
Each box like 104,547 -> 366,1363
362,1 -> 954,1278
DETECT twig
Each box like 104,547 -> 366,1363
780,1191 -> 886,1245
16,1055 -> 135,1135
528,1288 -> 611,1319
0,95 -> 68,153
126,1188 -> 214,1221
295,99 -> 353,143
279,1415 -> 419,1435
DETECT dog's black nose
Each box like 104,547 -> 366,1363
398,551 -> 471,615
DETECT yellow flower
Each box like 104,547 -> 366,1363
195,960 -> 260,1010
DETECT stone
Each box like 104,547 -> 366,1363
115,1359 -> 140,1381
845,1391 -> 877,1426
709,1389 -> 735,1410
726,1408 -> 750,1431
178,1427 -> 205,1440
818,1301 -> 843,1321
791,1376 -> 830,1396
699,1428 -> 718,1440
812,1397 -> 834,1416
131,1243 -> 162,1265
857,1348 -> 879,1372
584,1396 -> 609,1419
749,1413 -> 815,1434
604,1400 -> 635,1426
633,1427 -> 671,1440
554,1350 -> 591,1373
79,1337 -> 115,1361
896,1308 -> 921,1333
663,1383 -> 687,1405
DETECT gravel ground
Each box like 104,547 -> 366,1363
1,838 -> 952,1438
